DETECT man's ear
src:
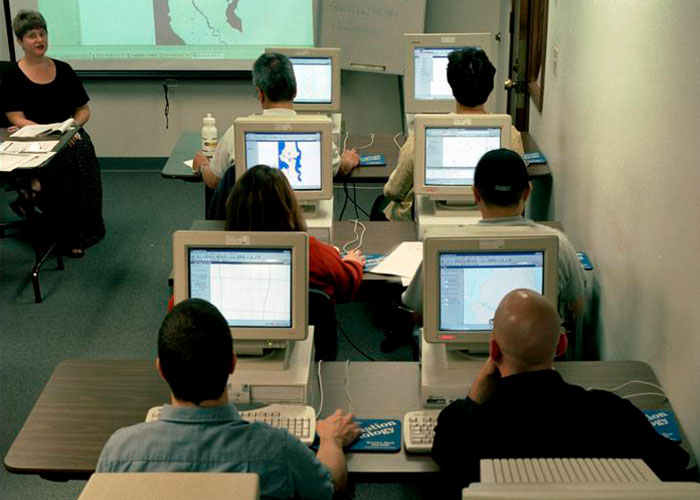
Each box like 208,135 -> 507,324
523,182 -> 533,202
555,332 -> 568,357
256,87 -> 265,105
472,185 -> 482,204
156,357 -> 166,382
489,337 -> 502,362
230,351 -> 237,375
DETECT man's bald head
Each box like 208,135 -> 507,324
491,289 -> 563,373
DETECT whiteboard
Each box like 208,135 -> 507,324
319,0 -> 426,75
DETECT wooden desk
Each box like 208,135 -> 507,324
160,131 -> 200,181
4,360 -> 690,481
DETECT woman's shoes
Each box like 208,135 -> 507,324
64,248 -> 85,259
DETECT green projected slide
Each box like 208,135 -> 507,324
14,0 -> 315,71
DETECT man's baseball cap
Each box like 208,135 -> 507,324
474,148 -> 529,194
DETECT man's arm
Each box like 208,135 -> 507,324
5,111 -> 37,127
193,152 -> 221,189
315,409 -> 362,493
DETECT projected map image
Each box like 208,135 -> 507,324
462,267 -> 543,327
35,0 -> 314,68
156,0 -> 242,45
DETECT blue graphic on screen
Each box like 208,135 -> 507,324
245,132 -> 322,190
279,141 -> 303,182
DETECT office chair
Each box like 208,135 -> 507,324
308,288 -> 338,361
207,165 -> 236,220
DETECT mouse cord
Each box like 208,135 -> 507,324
344,360 -> 353,414
393,132 -> 403,150
316,360 -> 324,419
342,219 -> 366,252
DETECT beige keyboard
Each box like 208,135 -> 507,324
146,404 -> 316,446
403,409 -> 440,453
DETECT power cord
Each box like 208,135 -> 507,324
338,321 -> 375,361
342,219 -> 366,252
316,360 -> 324,419
392,131 -> 404,150
344,360 -> 353,413
162,84 -> 170,129
586,380 -> 667,401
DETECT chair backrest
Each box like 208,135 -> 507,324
207,163 -> 237,220
309,288 -> 338,361
0,61 -> 13,128
79,472 -> 260,500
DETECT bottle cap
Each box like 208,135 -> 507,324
203,113 -> 216,125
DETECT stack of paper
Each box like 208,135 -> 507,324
0,141 -> 59,171
368,241 -> 423,286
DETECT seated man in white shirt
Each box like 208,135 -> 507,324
403,148 -> 585,323
194,53 -> 359,189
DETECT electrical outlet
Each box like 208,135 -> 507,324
552,46 -> 559,77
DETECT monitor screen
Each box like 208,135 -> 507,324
424,127 -> 502,186
413,47 -> 456,101
291,57 -> 333,104
189,247 -> 292,328
244,131 -> 322,190
438,251 -> 544,334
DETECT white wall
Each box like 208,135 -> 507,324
529,0 -> 700,460
59,1 -> 504,157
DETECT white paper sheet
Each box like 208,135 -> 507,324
0,141 -> 59,153
183,159 -> 194,169
369,241 -> 423,280
0,152 -> 56,171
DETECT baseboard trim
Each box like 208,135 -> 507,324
99,157 -> 167,170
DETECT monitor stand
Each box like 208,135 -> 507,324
415,194 -> 482,240
227,326 -> 315,406
303,198 -> 333,243
421,334 -> 486,408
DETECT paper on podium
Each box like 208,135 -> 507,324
369,241 -> 423,284
0,140 -> 59,153
183,159 -> 194,169
0,152 -> 55,171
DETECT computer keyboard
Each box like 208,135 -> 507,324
145,404 -> 317,446
403,409 -> 440,453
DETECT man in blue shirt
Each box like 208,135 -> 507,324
96,299 -> 360,500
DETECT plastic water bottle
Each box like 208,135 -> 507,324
201,113 -> 217,159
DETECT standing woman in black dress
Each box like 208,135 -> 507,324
1,10 -> 105,257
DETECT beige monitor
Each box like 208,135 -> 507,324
173,231 -> 308,347
234,115 -> 333,202
79,473 -> 260,500
265,47 -> 341,112
423,231 -> 558,350
414,113 -> 512,205
404,33 -> 494,114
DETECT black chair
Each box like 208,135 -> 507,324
207,163 -> 236,220
308,288 -> 338,361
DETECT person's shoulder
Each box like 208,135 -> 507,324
101,421 -> 159,454
52,59 -> 77,74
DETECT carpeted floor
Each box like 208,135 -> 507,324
0,169 -> 422,499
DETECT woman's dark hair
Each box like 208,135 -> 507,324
225,165 -> 307,232
13,10 -> 47,40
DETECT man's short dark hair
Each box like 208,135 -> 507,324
446,47 -> 496,108
158,299 -> 233,405
252,53 -> 297,102
474,148 -> 529,207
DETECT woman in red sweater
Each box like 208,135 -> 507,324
225,165 -> 365,302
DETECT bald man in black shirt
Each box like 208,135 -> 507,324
431,289 -> 689,495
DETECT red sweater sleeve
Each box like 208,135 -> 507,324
308,237 -> 363,302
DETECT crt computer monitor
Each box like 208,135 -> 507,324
403,33 -> 494,114
422,231 -> 558,350
414,113 -> 512,204
234,115 -> 333,202
265,47 -> 341,112
172,231 -> 308,345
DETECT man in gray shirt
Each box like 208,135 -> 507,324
403,148 -> 584,322
96,299 -> 360,500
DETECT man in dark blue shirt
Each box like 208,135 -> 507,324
432,289 -> 689,495
97,299 -> 360,500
